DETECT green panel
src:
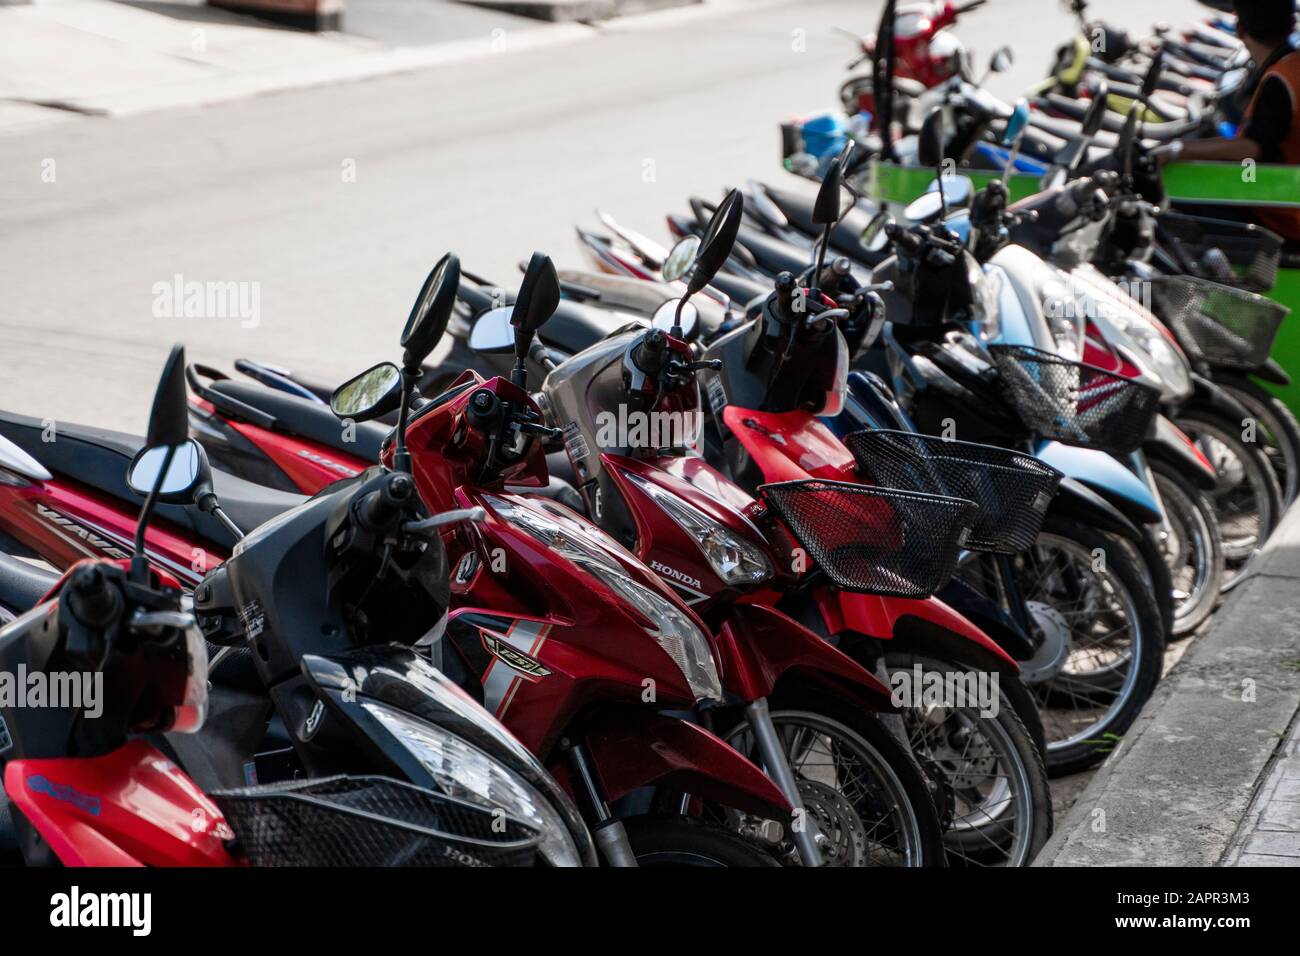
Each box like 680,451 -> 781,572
1263,268 -> 1300,415
868,162 -> 1042,206
1161,162 -> 1300,207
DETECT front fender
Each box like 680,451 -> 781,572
1034,440 -> 1162,524
712,603 -> 895,711
582,710 -> 793,821
1146,415 -> 1216,490
1190,372 -> 1255,425
818,589 -> 1020,672
1050,476 -> 1144,541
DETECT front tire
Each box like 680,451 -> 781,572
1013,516 -> 1167,776
1219,374 -> 1300,507
713,693 -> 947,866
1149,459 -> 1225,637
621,816 -> 779,867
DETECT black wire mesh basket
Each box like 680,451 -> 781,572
1147,275 -> 1287,371
989,345 -> 1161,455
1156,212 -> 1283,293
759,479 -> 977,598
212,775 -> 541,867
844,429 -> 1063,554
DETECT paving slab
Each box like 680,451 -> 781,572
1036,506 -> 1300,866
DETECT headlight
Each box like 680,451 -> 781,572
363,700 -> 583,867
1071,267 -> 1193,400
620,472 -> 771,587
483,495 -> 722,702
1038,275 -> 1086,361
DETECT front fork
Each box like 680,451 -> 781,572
565,741 -> 639,867
744,698 -> 825,867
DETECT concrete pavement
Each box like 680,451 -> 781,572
1037,505 -> 1300,866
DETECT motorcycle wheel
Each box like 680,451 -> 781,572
1012,516 -> 1166,776
709,692 -> 946,866
621,816 -> 779,867
1174,410 -> 1282,569
1149,459 -> 1225,638
883,653 -> 1052,867
1219,374 -> 1300,507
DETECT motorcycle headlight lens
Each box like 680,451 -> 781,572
362,701 -> 582,867
569,554 -> 722,702
483,495 -> 722,703
621,474 -> 772,587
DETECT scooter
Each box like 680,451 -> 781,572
1,348 -> 584,867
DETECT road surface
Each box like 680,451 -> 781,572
0,0 -> 1208,431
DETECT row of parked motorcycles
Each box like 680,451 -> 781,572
0,0 -> 1293,867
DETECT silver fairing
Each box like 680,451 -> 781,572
0,434 -> 52,484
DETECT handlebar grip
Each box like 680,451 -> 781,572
65,565 -> 122,629
357,474 -> 415,532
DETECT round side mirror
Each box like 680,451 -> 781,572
468,306 -> 517,353
651,299 -> 699,339
861,210 -> 892,252
990,46 -> 1014,74
661,236 -> 701,283
401,253 -> 461,370
904,190 -> 946,223
330,362 -> 403,422
127,440 -> 206,503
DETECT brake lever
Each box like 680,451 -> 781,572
402,507 -> 488,535
131,608 -> 196,632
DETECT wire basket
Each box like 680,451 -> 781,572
212,775 -> 541,868
844,430 -> 1063,554
759,479 -> 976,598
1147,275 -> 1287,371
1156,212 -> 1282,292
989,345 -> 1161,455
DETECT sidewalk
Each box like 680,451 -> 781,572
1036,505 -> 1300,867
0,0 -> 589,132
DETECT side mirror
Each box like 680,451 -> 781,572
400,253 -> 461,371
813,155 -> 845,226
1140,50 -> 1162,100
661,236 -> 701,283
1002,99 -> 1030,147
917,109 -> 946,168
330,362 -> 403,422
651,299 -> 699,339
145,344 -> 189,450
904,190 -> 946,223
1118,101 -> 1141,178
127,439 -> 209,504
687,189 -> 743,297
861,210 -> 892,252
1081,82 -> 1108,136
467,306 -> 517,353
509,252 -> 560,386
989,46 -> 1014,74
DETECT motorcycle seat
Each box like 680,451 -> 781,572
756,183 -> 890,266
0,412 -> 304,547
0,552 -> 59,615
208,379 -> 390,462
537,298 -> 635,357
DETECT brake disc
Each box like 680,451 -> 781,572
798,780 -> 869,867
1021,600 -> 1072,684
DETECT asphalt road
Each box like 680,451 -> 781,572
0,0 -> 1209,431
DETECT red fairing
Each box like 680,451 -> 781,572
713,603 -> 895,708
721,404 -> 1018,669
582,711 -> 792,820
0,475 -> 225,588
224,418 -> 369,493
3,740 -> 239,867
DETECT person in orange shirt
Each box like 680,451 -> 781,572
1153,0 -> 1300,239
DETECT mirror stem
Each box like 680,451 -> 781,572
392,368 -> 417,473
812,223 -> 832,294
130,443 -> 176,583
671,296 -> 687,340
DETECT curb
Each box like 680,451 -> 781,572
1035,505 -> 1300,866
